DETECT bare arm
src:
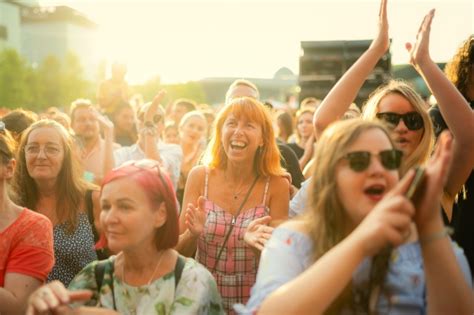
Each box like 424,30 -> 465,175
96,112 -> 116,182
0,274 -> 42,315
268,176 -> 290,227
176,166 -> 206,256
313,0 -> 389,139
413,131 -> 474,314
259,169 -> 416,314
406,9 -> 474,200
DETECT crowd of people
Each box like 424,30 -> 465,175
1,1 -> 473,314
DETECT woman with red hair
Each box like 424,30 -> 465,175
26,159 -> 223,315
178,97 -> 290,314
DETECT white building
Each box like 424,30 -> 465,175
0,1 -> 99,79
0,1 -> 28,51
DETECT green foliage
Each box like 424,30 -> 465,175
0,48 -> 94,112
0,49 -> 32,109
0,48 -> 209,113
132,77 -> 208,108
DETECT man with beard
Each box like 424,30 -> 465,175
70,99 -> 118,184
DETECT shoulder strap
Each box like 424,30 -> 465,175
204,167 -> 209,198
262,177 -> 270,205
212,175 -> 259,272
94,259 -> 116,310
174,255 -> 186,289
85,189 -> 99,243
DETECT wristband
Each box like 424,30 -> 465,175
419,227 -> 453,245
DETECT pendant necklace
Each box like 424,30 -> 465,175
121,251 -> 166,315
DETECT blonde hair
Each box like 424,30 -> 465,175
362,80 -> 434,173
295,107 -> 315,142
203,97 -> 284,177
303,119 -> 398,313
225,79 -> 260,104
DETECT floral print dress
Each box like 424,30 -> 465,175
68,255 -> 224,315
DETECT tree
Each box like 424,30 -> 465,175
0,49 -> 31,109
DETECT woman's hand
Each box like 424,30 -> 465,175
405,9 -> 435,71
244,216 -> 274,251
369,0 -> 390,54
351,169 -> 416,257
26,281 -> 92,315
144,90 -> 166,123
185,196 -> 207,236
413,131 -> 453,234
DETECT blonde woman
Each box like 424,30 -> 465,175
243,119 -> 473,314
313,0 -> 474,222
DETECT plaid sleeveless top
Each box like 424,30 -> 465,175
195,168 -> 270,315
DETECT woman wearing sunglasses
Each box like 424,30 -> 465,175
313,0 -> 474,223
240,119 -> 473,314
26,159 -> 224,315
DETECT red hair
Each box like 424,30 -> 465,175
101,164 -> 179,250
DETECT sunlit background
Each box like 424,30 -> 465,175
38,0 -> 473,84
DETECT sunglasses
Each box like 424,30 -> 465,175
138,113 -> 163,125
376,112 -> 424,131
117,159 -> 171,193
342,149 -> 403,172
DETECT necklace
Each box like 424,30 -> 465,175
120,251 -> 166,315
228,177 -> 251,200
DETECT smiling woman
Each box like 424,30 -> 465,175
13,120 -> 101,287
177,97 -> 290,314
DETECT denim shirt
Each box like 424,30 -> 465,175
236,227 -> 472,315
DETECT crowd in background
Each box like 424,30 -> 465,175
1,1 -> 474,314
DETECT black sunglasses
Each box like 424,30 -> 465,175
138,113 -> 163,125
376,112 -> 424,131
342,149 -> 403,172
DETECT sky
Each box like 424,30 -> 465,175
40,0 -> 473,84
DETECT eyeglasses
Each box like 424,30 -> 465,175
24,144 -> 62,157
342,149 -> 403,172
376,112 -> 424,131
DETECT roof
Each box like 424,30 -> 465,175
21,5 -> 97,28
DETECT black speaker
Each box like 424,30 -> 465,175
299,40 -> 391,106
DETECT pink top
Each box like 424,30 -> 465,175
196,168 -> 270,315
0,208 -> 54,286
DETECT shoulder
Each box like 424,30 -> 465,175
16,209 -> 53,235
279,219 -> 310,235
177,257 -> 219,290
187,165 -> 207,183
268,175 -> 290,193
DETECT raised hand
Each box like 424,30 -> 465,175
351,169 -> 416,257
244,216 -> 274,251
26,281 -> 92,315
369,0 -> 390,54
412,131 -> 453,233
405,9 -> 435,70
185,196 -> 207,236
145,90 -> 166,123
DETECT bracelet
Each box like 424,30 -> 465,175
419,227 -> 453,245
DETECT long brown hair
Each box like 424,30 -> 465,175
302,119 -> 399,314
13,120 -> 95,231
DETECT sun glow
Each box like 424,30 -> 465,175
40,0 -> 473,84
